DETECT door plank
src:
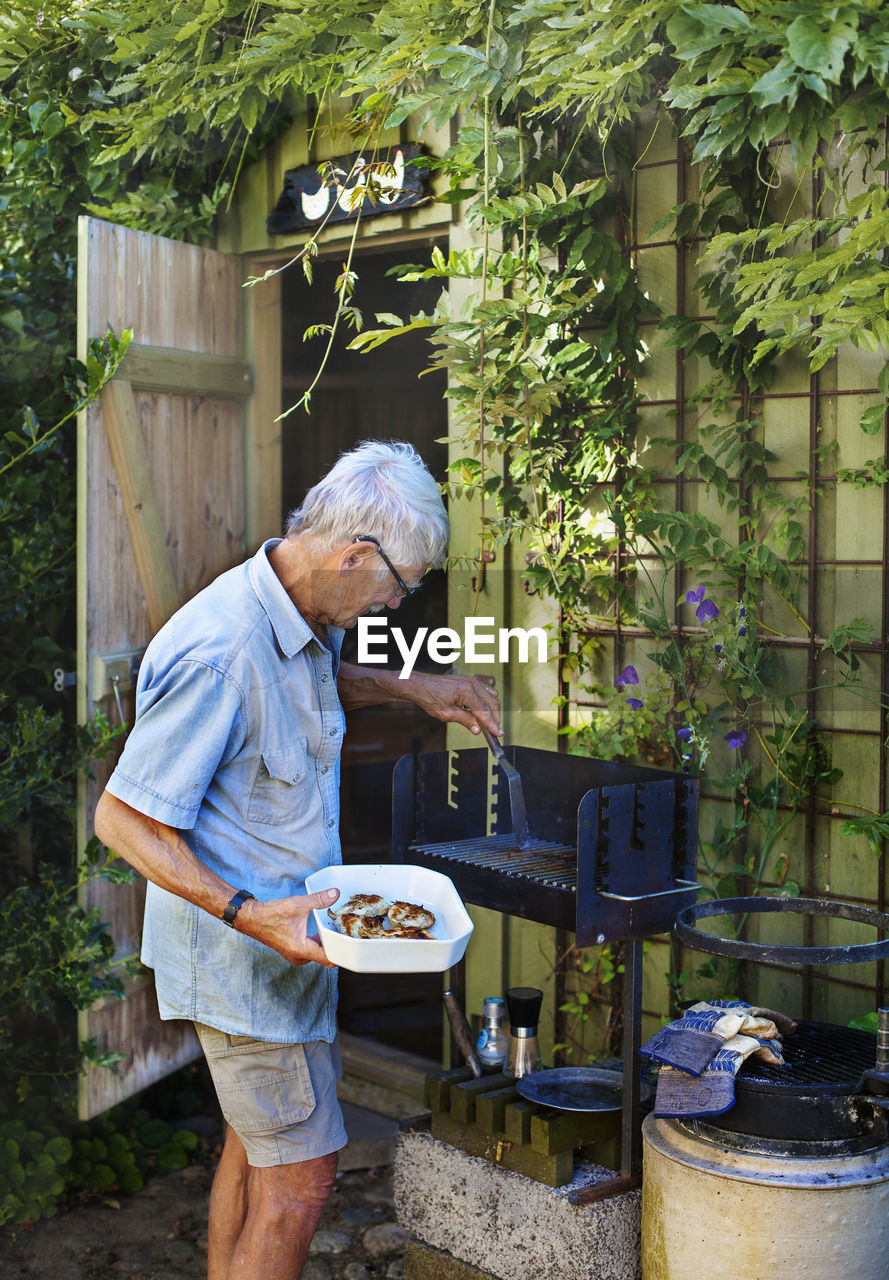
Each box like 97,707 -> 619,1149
100,378 -> 180,634
122,342 -> 253,399
244,272 -> 283,547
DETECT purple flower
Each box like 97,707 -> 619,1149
738,625 -> 746,637
696,599 -> 720,622
724,730 -> 747,749
714,644 -> 723,654
686,586 -> 706,604
625,697 -> 643,710
676,726 -> 692,741
615,665 -> 639,688
739,606 -> 746,618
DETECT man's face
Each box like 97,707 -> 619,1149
324,547 -> 427,629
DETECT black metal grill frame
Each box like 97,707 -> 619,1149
392,745 -> 700,946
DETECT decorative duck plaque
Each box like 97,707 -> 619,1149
267,143 -> 429,234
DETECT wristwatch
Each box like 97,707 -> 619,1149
222,888 -> 255,927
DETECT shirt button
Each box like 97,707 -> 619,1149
321,674 -> 329,683
327,818 -> 335,828
329,727 -> 338,736
321,766 -> 329,774
292,773 -> 301,782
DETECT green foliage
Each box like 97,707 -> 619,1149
0,839 -> 138,1101
5,0 -> 889,1057
0,0 -> 243,1106
0,1067 -> 213,1227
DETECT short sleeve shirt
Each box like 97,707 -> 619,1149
105,540 -> 345,1042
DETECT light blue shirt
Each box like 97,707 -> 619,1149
106,540 -> 345,1042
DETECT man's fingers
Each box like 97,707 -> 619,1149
306,887 -> 339,913
458,685 -> 502,736
291,935 -> 337,969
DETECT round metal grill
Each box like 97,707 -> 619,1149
706,1020 -> 885,1147
737,1020 -> 876,1095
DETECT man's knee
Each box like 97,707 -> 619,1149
249,1152 -> 338,1220
297,1151 -> 338,1204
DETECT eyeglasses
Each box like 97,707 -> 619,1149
352,535 -> 422,599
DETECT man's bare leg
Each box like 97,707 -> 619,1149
207,1125 -> 337,1279
207,1126 -> 249,1279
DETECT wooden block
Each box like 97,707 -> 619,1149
530,1107 -> 620,1156
475,1085 -> 520,1134
430,1112 -> 573,1186
424,1068 -> 473,1113
579,1135 -> 621,1171
404,1239 -> 499,1280
450,1073 -> 511,1125
503,1098 -> 540,1145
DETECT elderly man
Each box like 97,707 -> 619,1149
94,440 -> 500,1280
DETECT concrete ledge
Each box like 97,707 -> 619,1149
394,1127 -> 641,1280
339,1101 -> 400,1171
338,1033 -> 436,1120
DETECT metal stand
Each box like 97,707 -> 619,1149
568,936 -> 643,1205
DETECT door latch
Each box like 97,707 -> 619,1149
90,650 -> 144,723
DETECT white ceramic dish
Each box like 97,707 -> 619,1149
304,863 -> 474,973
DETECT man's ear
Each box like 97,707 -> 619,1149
339,540 -> 376,574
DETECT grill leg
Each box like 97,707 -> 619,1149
621,937 -> 643,1180
568,939 -> 643,1207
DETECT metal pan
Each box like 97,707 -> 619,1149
516,1067 -> 625,1113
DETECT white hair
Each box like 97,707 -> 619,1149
286,440 -> 449,568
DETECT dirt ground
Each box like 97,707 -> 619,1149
1,1122 -> 408,1280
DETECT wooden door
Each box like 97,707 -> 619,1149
75,216 -> 280,1118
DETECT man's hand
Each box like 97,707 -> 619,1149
237,888 -> 341,968
400,670 -> 502,739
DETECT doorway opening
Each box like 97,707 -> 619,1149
281,241 -> 449,1060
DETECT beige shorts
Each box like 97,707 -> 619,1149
194,1023 -> 348,1167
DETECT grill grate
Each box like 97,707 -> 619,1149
409,834 -> 577,891
737,1021 -> 876,1094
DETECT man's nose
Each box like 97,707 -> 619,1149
387,594 -> 403,609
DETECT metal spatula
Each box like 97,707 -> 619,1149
480,726 -> 532,849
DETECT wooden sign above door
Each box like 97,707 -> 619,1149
267,143 -> 430,234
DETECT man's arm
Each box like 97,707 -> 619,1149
337,662 -> 501,737
93,792 -> 338,968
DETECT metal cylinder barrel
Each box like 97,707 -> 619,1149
642,1114 -> 889,1280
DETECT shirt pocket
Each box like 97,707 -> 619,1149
207,1036 -> 315,1134
247,740 -> 310,826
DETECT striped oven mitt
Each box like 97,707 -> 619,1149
640,999 -> 795,1077
653,1031 -> 786,1118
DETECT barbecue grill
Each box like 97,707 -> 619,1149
392,745 -> 699,945
705,1019 -> 885,1152
643,895 -> 889,1280
392,744 -> 700,1190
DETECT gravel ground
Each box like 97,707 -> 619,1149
1,1130 -> 408,1280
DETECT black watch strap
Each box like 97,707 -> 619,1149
222,888 -> 255,928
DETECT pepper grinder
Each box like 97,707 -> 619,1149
476,996 -> 508,1070
504,986 -> 543,1079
